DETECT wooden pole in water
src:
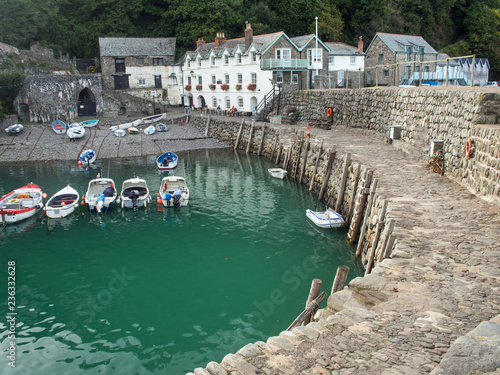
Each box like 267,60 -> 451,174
286,291 -> 327,331
234,119 -> 244,150
346,162 -> 361,224
204,115 -> 211,137
355,179 -> 378,257
318,146 -> 336,202
335,153 -> 351,213
271,135 -> 279,161
257,124 -> 266,156
309,140 -> 323,191
331,265 -> 350,294
246,121 -> 255,153
298,137 -> 310,184
365,199 -> 388,276
303,278 -> 322,325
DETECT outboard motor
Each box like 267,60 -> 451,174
164,193 -> 172,207
96,194 -> 105,213
173,194 -> 181,208
131,189 -> 140,210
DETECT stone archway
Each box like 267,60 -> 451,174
250,96 -> 258,111
197,95 -> 206,109
78,87 -> 97,117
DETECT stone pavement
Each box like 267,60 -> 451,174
189,117 -> 500,374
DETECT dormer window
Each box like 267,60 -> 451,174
224,55 -> 229,65
211,56 -> 216,66
237,53 -> 241,64
252,52 -> 257,62
187,60 -> 191,68
197,58 -> 201,67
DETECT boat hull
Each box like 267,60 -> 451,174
81,120 -> 99,128
142,113 -> 166,124
0,183 -> 44,225
5,124 -> 23,134
158,176 -> 189,207
45,186 -> 79,219
268,168 -> 287,179
306,209 -> 345,229
79,149 -> 97,164
120,178 -> 150,209
156,152 -> 178,170
144,125 -> 155,135
85,178 -> 117,213
109,119 -> 143,132
52,120 -> 67,134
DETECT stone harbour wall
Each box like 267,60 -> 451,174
280,88 -> 500,204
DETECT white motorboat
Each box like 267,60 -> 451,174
158,176 -> 189,208
268,168 -> 288,179
306,208 -> 345,229
67,122 -> 85,139
84,178 -> 117,213
142,113 -> 166,124
120,177 -> 151,209
109,118 -> 143,132
0,182 -> 45,225
44,185 -> 79,218
5,124 -> 23,135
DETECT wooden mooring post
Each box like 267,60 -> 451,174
298,137 -> 310,184
257,124 -> 266,156
318,146 -> 336,202
234,118 -> 245,150
309,140 -> 323,191
347,169 -> 373,243
302,278 -> 322,325
347,162 -> 361,223
335,153 -> 351,213
246,121 -> 255,153
331,265 -> 350,294
275,144 -> 283,165
355,179 -> 378,256
287,291 -> 327,331
270,135 -> 279,161
204,115 -> 211,137
365,199 -> 388,276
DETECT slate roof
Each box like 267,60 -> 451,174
99,37 -> 176,57
457,57 -> 490,69
324,42 -> 364,56
368,32 -> 438,55
436,53 -> 459,66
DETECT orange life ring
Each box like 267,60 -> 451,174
466,138 -> 473,157
327,107 -> 333,117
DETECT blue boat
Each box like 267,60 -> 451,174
156,152 -> 178,170
52,120 -> 67,134
80,120 -> 99,128
79,149 -> 97,164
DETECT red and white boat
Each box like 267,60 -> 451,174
0,183 -> 45,225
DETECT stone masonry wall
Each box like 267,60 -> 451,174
280,88 -> 500,205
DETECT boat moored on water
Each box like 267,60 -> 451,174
306,207 -> 345,229
268,168 -> 288,179
0,183 -> 45,225
121,177 -> 151,209
156,152 -> 178,170
84,178 -> 117,213
158,176 -> 189,208
79,149 -> 97,164
44,185 -> 79,218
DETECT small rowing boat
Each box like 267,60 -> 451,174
80,120 -> 99,128
52,120 -> 67,134
156,151 -> 178,170
109,118 -> 143,132
5,124 -> 23,135
306,208 -> 345,229
142,113 -> 166,124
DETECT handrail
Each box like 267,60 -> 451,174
255,84 -> 281,114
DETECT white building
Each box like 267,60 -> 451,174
177,24 -> 329,113
323,39 -> 365,88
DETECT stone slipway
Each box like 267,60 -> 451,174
187,116 -> 500,374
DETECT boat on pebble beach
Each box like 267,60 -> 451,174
109,119 -> 143,132
80,120 -> 99,128
142,113 -> 166,124
52,120 -> 67,134
5,124 -> 23,135
67,123 -> 85,139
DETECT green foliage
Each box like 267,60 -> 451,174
0,70 -> 25,116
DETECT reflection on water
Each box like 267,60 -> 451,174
0,149 -> 363,374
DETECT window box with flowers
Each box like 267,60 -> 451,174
235,84 -> 242,91
247,83 -> 257,91
220,84 -> 229,91
185,84 -> 192,91
209,84 -> 216,90
196,84 -> 203,91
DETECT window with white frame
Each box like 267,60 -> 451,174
225,74 -> 229,84
212,97 -> 217,107
187,76 -> 192,84
224,55 -> 229,64
237,54 -> 241,64
276,48 -> 291,60
225,97 -> 230,109
212,75 -> 216,84
307,49 -> 322,68
379,54 -> 384,63
276,71 -> 283,83
251,73 -> 257,83
237,96 -> 243,108
197,58 -> 201,67
237,74 -> 242,84
350,56 -> 356,64
405,46 -> 412,61
211,56 -> 215,66
138,78 -> 145,85
198,76 -> 202,85
153,58 -> 163,66
187,60 -> 191,68
292,74 -> 299,84
252,52 -> 257,62
136,57 -> 144,66
328,56 -> 334,64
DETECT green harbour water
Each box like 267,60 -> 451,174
0,149 -> 363,374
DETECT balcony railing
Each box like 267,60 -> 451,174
261,58 -> 308,70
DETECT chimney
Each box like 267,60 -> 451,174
358,36 -> 364,53
214,33 -> 226,48
245,23 -> 253,51
197,38 -> 205,49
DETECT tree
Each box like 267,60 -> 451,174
0,71 -> 25,116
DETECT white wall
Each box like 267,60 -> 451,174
328,55 -> 364,72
